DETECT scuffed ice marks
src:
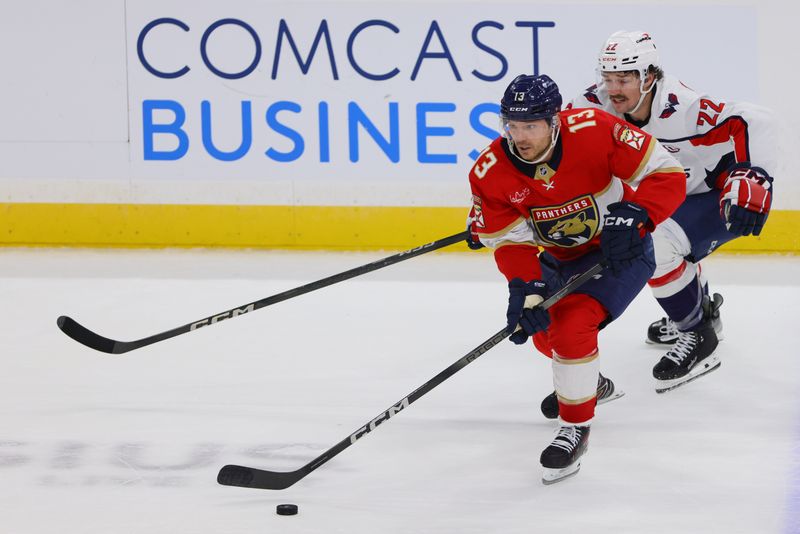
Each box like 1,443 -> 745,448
0,440 -> 326,488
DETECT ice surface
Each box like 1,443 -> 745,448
1,248 -> 798,534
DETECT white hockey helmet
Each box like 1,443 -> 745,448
598,30 -> 660,79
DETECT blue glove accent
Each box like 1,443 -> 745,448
506,278 -> 551,345
725,204 -> 768,236
600,201 -> 649,275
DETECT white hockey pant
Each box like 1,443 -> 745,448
648,218 -> 707,331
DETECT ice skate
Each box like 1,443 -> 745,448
540,424 -> 590,485
540,373 -> 624,419
646,293 -> 724,346
653,295 -> 721,393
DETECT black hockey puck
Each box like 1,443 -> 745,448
276,504 -> 298,516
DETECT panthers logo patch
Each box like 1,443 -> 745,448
530,195 -> 599,247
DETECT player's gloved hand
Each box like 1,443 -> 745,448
465,219 -> 485,250
600,201 -> 649,275
719,163 -> 773,236
506,278 -> 550,344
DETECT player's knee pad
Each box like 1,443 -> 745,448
546,294 -> 607,358
651,218 -> 692,278
649,258 -> 701,298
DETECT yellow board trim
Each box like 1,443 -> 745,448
0,203 -> 797,253
716,210 -> 799,254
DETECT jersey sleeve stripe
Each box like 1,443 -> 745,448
661,116 -> 751,163
624,139 -> 656,184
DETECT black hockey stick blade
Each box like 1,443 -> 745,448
57,314 -> 187,354
57,315 -> 125,354
218,464 -> 302,491
57,231 -> 469,355
216,261 -> 604,490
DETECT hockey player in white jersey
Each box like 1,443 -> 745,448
569,30 -> 776,393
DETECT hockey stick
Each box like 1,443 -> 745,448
57,231 -> 469,354
217,261 -> 605,490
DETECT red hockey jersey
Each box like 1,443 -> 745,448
469,108 -> 685,281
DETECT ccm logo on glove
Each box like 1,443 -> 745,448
604,215 -> 641,227
600,201 -> 649,275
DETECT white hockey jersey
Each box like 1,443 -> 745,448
568,74 -> 776,195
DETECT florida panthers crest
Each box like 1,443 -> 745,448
531,195 -> 600,247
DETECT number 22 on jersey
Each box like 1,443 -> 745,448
697,98 -> 725,126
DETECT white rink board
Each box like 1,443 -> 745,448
126,2 -> 757,184
3,0 -> 800,208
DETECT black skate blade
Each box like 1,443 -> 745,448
655,361 -> 721,394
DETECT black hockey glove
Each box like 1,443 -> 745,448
600,201 -> 649,275
506,278 -> 550,345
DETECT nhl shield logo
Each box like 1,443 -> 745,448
531,195 -> 600,247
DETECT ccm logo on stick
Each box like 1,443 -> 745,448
349,397 -> 410,444
190,304 -> 256,330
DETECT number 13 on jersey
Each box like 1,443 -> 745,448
567,109 -> 597,133
474,147 -> 498,179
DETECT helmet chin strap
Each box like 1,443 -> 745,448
628,74 -> 656,116
508,120 -> 561,165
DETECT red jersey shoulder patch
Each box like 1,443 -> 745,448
614,123 -> 646,151
471,195 -> 485,228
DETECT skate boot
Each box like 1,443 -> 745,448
540,373 -> 624,419
540,424 -> 591,484
646,293 -> 724,346
652,295 -> 722,393
645,316 -> 680,345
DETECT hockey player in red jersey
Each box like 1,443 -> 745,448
569,31 -> 776,393
467,74 -> 685,483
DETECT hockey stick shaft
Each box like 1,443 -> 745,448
56,231 -> 469,354
217,261 -> 605,490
